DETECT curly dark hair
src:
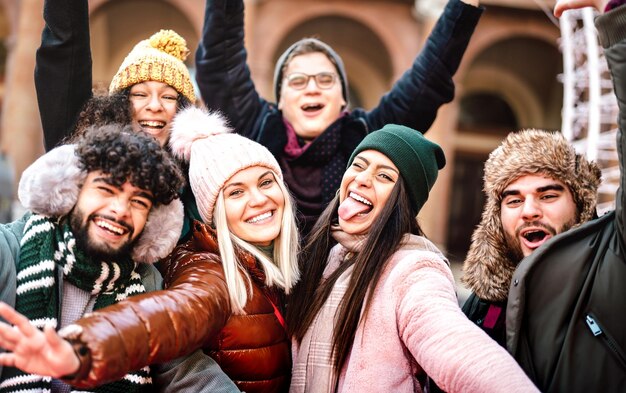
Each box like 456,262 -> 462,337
75,124 -> 185,206
68,93 -> 133,144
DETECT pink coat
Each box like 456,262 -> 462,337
293,235 -> 537,393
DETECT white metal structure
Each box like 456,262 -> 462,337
559,7 -> 619,214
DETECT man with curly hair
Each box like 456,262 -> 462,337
0,125 -> 239,392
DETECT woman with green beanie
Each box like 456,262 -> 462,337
287,124 -> 538,392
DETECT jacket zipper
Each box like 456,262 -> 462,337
585,314 -> 626,372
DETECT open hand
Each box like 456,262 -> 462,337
554,0 -> 610,17
0,302 -> 80,378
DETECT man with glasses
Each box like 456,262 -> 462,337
195,0 -> 482,237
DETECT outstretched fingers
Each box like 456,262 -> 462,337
0,322 -> 20,351
0,302 -> 38,339
0,303 -> 78,377
0,352 -> 17,367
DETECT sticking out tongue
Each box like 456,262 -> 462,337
338,197 -> 371,221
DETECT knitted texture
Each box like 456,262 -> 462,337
0,215 -> 151,393
463,129 -> 602,302
170,106 -> 283,224
109,29 -> 196,103
348,124 -> 446,213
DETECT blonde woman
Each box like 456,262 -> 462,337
0,107 -> 299,392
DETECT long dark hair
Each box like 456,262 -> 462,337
287,177 -> 422,373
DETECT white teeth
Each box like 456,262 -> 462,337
95,219 -> 124,235
139,121 -> 165,128
247,211 -> 272,223
349,192 -> 372,206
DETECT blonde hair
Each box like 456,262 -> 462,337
213,172 -> 300,314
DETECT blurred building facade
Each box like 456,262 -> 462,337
0,0 -> 561,259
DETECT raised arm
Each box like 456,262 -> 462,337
35,0 -> 93,151
597,2 -> 626,250
195,0 -> 270,139
396,256 -> 538,392
555,0 -> 626,256
363,0 -> 482,132
0,248 -> 232,388
64,251 -> 231,388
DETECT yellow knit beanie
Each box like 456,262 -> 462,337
109,29 -> 196,103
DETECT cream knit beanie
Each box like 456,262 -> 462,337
170,106 -> 283,224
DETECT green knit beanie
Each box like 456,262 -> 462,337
348,124 -> 446,213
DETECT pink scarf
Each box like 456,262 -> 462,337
290,227 -> 366,393
283,119 -> 311,159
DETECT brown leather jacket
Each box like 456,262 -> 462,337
64,221 -> 291,392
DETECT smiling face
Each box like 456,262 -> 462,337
129,81 -> 180,146
500,174 -> 578,258
222,166 -> 285,246
278,52 -> 346,142
338,150 -> 398,235
70,171 -> 153,261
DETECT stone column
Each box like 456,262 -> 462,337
244,0 -> 272,98
0,0 -> 44,197
418,101 -> 460,249
414,0 -> 460,250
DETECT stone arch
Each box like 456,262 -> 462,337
462,35 -> 563,136
447,31 -> 564,257
272,15 -> 393,109
462,66 -> 543,134
460,12 -> 560,77
89,0 -> 198,88
251,1 -> 420,108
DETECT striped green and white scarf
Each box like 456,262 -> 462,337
0,214 -> 152,393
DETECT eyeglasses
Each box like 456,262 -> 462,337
285,72 -> 337,90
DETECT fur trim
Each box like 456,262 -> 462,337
18,144 -> 183,264
18,144 -> 86,216
169,106 -> 232,162
132,198 -> 184,263
463,129 -> 601,302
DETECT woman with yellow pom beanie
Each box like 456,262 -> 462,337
36,4 -> 196,151
32,0 -> 242,391
36,0 -> 207,242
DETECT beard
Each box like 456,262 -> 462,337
69,207 -> 136,262
503,218 -> 577,264
503,230 -> 525,264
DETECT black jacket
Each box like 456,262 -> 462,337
35,0 -> 92,152
195,0 -> 483,235
507,7 -> 626,392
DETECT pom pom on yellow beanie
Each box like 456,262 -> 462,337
109,29 -> 196,103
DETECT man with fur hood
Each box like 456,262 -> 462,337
0,125 -> 238,392
465,0 -> 626,390
461,129 -> 601,346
